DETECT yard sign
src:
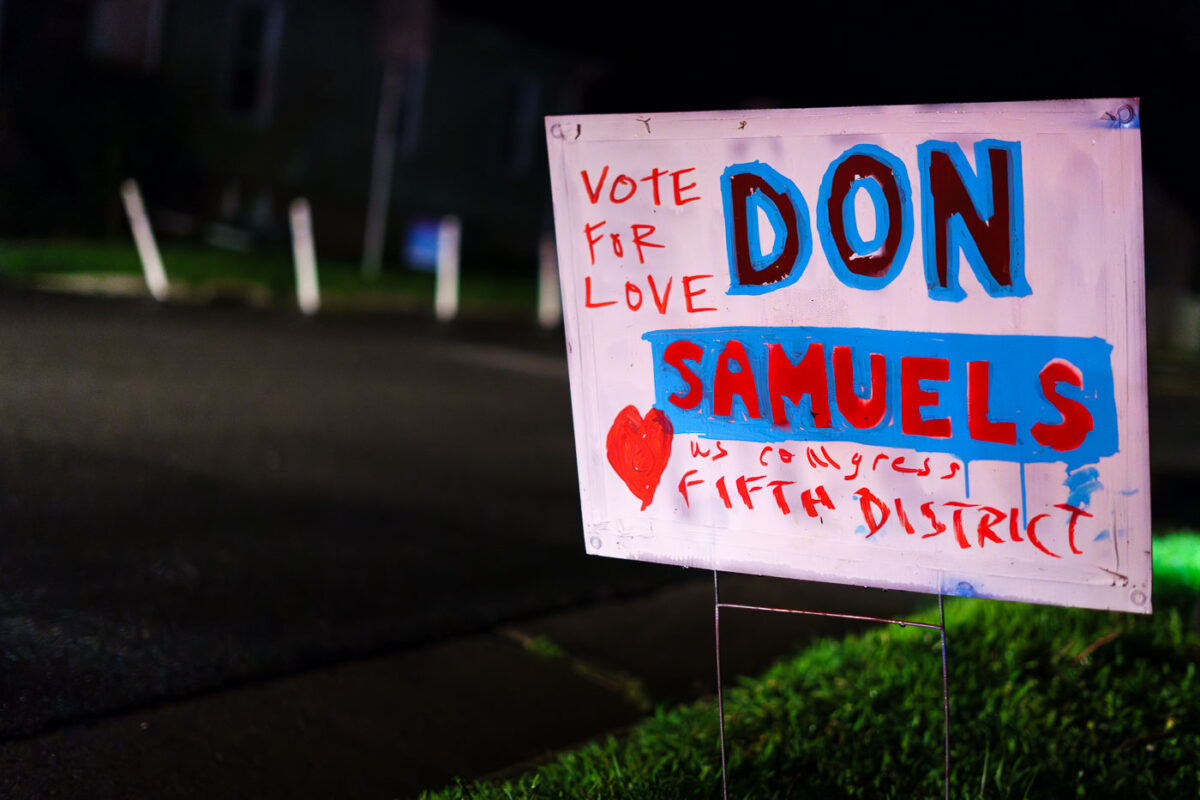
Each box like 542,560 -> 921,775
545,99 -> 1149,613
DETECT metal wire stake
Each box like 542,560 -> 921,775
714,570 -> 728,800
711,578 -> 954,799
939,591 -> 951,800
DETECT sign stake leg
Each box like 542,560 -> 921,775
713,570 -> 728,800
940,591 -> 951,800
712,586 -> 953,798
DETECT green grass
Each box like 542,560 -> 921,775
424,535 -> 1200,799
0,238 -> 536,313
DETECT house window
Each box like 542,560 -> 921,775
225,0 -> 284,126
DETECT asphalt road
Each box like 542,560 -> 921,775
0,291 -> 673,742
1,289 -> 1196,751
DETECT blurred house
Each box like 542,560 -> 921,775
0,0 -> 594,272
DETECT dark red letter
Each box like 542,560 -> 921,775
581,167 -> 608,204
924,145 -> 1022,296
825,153 -> 907,278
671,167 -> 701,205
833,347 -> 887,429
800,485 -> 835,517
1031,360 -> 1093,452
967,360 -> 1017,444
901,357 -> 951,438
726,171 -> 800,288
664,340 -> 703,410
856,487 -> 891,537
713,340 -> 761,419
768,344 -> 831,428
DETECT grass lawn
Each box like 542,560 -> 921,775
0,238 -> 537,314
424,533 -> 1200,799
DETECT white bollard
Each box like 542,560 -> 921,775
537,232 -> 562,329
119,179 -> 169,301
289,197 -> 320,316
434,215 -> 461,322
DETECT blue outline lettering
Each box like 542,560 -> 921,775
721,161 -> 812,296
917,139 -> 1029,302
644,325 -> 1116,471
817,144 -> 913,291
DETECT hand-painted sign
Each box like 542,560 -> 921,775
546,100 -> 1150,613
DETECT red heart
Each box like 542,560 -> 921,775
606,405 -> 674,510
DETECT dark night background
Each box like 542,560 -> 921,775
1,1 -> 1196,264
0,1 -> 1197,798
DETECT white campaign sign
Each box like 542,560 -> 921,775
546,99 -> 1150,613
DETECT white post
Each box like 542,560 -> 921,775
537,232 -> 562,329
120,179 -> 169,302
289,197 -> 320,316
434,215 -> 461,322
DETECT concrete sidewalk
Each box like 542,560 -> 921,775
0,572 -> 926,800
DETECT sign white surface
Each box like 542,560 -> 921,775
546,99 -> 1149,613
